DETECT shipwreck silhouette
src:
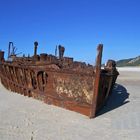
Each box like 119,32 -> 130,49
0,42 -> 119,118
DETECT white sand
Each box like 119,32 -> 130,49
0,68 -> 140,140
117,67 -> 140,72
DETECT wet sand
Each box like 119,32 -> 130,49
0,67 -> 140,140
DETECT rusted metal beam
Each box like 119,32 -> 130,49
34,41 -> 38,56
90,44 -> 103,118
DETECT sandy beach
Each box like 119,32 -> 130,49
0,67 -> 140,140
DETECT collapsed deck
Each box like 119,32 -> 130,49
0,43 -> 119,118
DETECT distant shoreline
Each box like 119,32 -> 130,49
117,67 -> 140,71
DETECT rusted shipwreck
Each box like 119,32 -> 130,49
0,42 -> 119,118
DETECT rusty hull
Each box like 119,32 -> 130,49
0,43 -> 119,118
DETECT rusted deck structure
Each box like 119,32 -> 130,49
0,42 -> 119,118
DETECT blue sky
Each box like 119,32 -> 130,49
0,0 -> 140,64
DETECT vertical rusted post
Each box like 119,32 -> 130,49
34,41 -> 38,56
90,44 -> 103,118
55,45 -> 57,57
58,45 -> 65,59
8,42 -> 11,58
0,51 -> 4,62
8,42 -> 14,58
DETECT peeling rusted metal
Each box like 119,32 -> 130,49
0,42 -> 119,118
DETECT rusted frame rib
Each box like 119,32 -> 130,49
90,44 -> 103,118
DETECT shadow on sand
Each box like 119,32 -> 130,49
97,83 -> 130,116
